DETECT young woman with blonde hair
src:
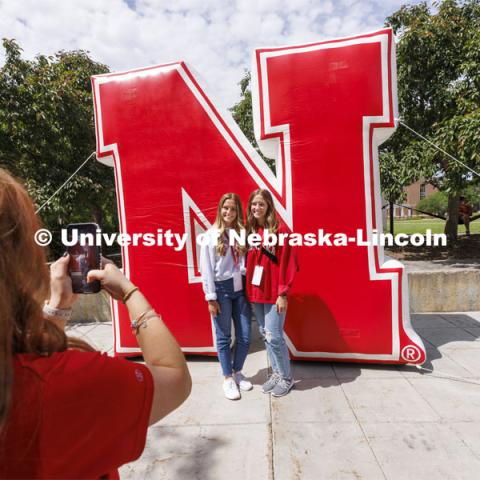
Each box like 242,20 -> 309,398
200,193 -> 252,400
246,188 -> 298,397
0,168 -> 191,478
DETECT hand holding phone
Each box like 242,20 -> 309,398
87,257 -> 135,301
48,254 -> 78,309
66,223 -> 102,294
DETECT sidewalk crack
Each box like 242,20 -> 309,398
269,393 -> 275,480
334,368 -> 388,480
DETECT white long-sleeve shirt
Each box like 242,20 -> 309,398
199,228 -> 246,301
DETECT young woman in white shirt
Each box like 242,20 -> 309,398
200,193 -> 252,400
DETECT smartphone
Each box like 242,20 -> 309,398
66,223 -> 102,294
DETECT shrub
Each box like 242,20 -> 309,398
416,191 -> 448,217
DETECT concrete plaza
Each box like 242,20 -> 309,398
68,312 -> 480,480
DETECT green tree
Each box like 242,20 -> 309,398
380,150 -> 419,232
0,39 -> 117,256
230,71 -> 274,170
385,0 -> 480,241
416,191 -> 449,216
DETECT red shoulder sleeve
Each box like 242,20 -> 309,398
41,350 -> 153,479
277,224 -> 299,296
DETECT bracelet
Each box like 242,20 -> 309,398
122,286 -> 139,304
43,303 -> 73,321
132,310 -> 158,335
131,308 -> 152,334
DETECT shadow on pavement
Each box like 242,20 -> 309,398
292,375 -> 341,390
410,313 -> 480,373
248,367 -> 270,386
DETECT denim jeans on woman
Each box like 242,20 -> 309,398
252,302 -> 291,379
213,278 -> 251,376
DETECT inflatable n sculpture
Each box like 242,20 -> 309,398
92,28 -> 426,365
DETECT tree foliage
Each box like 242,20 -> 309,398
0,39 -> 117,256
384,0 -> 480,239
230,71 -> 274,170
416,191 -> 449,216
379,151 -> 418,204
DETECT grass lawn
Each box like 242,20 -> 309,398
389,216 -> 480,235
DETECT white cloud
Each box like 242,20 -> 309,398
0,0 -> 427,107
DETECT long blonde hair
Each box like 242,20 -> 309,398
213,193 -> 246,256
246,189 -> 279,235
0,169 -> 93,431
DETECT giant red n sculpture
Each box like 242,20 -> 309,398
92,28 -> 426,364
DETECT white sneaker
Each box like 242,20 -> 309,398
234,372 -> 253,391
223,377 -> 241,400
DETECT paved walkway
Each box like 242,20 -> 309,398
403,259 -> 480,271
68,312 -> 480,479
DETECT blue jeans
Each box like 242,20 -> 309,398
213,278 -> 252,376
253,302 -> 291,379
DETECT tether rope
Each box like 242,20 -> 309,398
35,151 -> 96,214
396,118 -> 480,179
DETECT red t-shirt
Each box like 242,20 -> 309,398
459,202 -> 473,216
246,225 -> 299,303
0,350 -> 153,479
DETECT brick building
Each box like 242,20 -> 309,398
392,179 -> 438,218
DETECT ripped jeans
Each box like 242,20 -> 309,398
252,302 -> 291,380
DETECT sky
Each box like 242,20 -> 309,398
0,0 -> 429,108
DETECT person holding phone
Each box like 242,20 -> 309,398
200,193 -> 252,400
245,189 -> 298,397
0,168 -> 191,479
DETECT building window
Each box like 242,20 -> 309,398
420,183 -> 426,200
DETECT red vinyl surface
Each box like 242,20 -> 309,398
92,29 -> 426,364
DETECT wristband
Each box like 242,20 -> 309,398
43,303 -> 72,321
